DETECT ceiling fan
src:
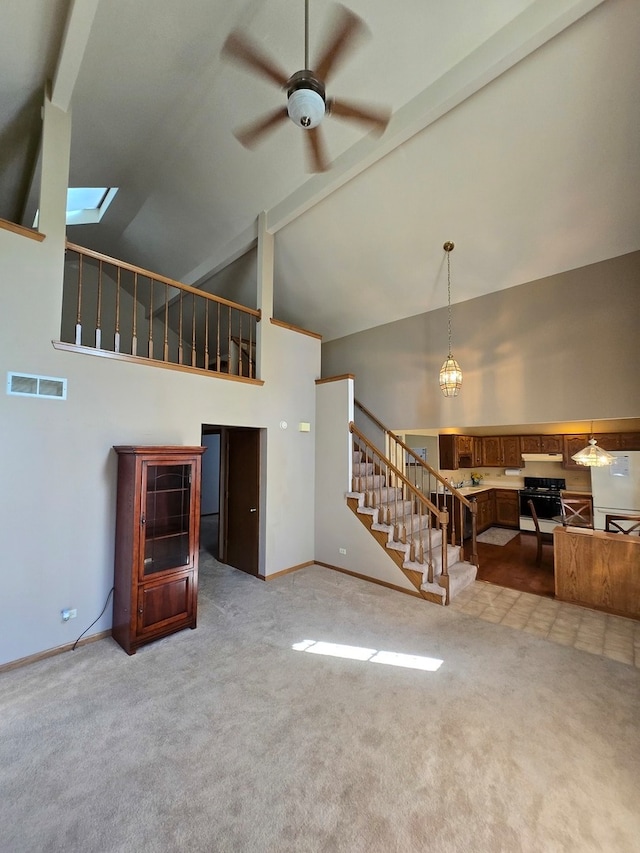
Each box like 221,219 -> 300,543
221,1 -> 390,172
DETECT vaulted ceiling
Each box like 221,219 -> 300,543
3,0 -> 639,341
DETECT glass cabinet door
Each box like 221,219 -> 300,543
142,462 -> 193,575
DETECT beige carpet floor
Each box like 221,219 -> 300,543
1,553 -> 639,852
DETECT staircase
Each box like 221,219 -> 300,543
347,406 -> 478,605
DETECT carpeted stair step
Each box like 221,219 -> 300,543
376,499 -> 414,524
353,474 -> 386,491
352,462 -> 375,477
364,486 -> 403,506
392,512 -> 435,537
424,543 -> 462,581
430,560 -> 478,600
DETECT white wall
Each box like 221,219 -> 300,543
314,377 -> 415,593
0,99 -> 320,667
321,252 -> 640,432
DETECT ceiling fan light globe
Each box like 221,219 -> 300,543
287,88 -> 325,129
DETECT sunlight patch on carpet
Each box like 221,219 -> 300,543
292,640 -> 443,671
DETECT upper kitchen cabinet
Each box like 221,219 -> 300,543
618,432 -> 640,450
562,432 -> 640,468
562,435 -> 589,470
520,435 -> 564,453
592,432 -> 640,451
438,434 -> 475,469
481,436 -> 521,468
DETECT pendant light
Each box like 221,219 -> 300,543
571,423 -> 615,467
439,241 -> 463,397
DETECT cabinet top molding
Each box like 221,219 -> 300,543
114,445 -> 206,455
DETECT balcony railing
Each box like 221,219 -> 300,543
56,242 -> 261,380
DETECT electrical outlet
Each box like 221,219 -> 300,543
61,608 -> 77,622
339,547 -> 347,555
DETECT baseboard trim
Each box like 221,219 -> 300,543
0,630 -> 112,673
260,560 -> 315,581
315,562 -> 424,598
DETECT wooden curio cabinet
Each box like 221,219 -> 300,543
112,446 -> 206,655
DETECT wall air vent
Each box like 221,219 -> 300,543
7,372 -> 67,400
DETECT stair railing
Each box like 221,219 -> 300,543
350,423 -> 450,584
354,399 -> 478,567
57,242 -> 261,379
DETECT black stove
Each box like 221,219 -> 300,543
520,476 -> 566,496
519,477 -> 566,521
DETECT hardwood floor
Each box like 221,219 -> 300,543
471,529 -> 555,598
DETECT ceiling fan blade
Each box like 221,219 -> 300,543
305,127 -> 330,173
234,107 -> 289,148
222,30 -> 290,88
328,98 -> 390,135
314,5 -> 368,84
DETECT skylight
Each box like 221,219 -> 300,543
33,187 -> 118,227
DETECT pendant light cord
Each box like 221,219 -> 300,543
444,241 -> 454,358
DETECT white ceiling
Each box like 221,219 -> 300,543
4,0 -> 639,341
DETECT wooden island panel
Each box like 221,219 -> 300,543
553,526 -> 640,619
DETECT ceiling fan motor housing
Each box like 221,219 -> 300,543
287,70 -> 326,128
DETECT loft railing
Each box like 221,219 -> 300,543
354,399 -> 478,567
57,242 -> 261,380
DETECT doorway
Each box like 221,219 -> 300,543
201,425 -> 261,576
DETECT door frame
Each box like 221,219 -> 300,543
201,424 -> 265,576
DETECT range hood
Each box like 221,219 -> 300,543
521,452 -> 564,463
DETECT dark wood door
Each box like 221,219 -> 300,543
225,428 -> 260,575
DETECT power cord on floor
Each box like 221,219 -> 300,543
72,587 -> 114,651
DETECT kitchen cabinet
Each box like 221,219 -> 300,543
481,437 -> 502,467
481,436 -> 521,468
438,434 -> 474,469
112,445 -> 206,655
521,435 -> 563,453
564,432 -> 640,468
617,432 -> 640,450
592,433 -> 621,450
494,489 -> 520,528
439,430 -> 640,471
472,489 -> 496,533
593,432 -> 640,451
562,435 -> 589,470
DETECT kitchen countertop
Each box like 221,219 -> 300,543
451,483 -> 521,497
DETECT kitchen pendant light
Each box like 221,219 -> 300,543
439,241 -> 462,397
571,423 -> 615,467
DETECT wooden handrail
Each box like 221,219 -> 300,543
0,217 -> 45,242
354,398 -> 478,567
62,242 -> 260,379
354,399 -> 474,509
350,422 -> 450,580
350,422 -> 442,518
65,241 -> 261,318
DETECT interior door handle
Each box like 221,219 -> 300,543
249,508 -> 257,512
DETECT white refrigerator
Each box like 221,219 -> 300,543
590,451 -> 640,530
